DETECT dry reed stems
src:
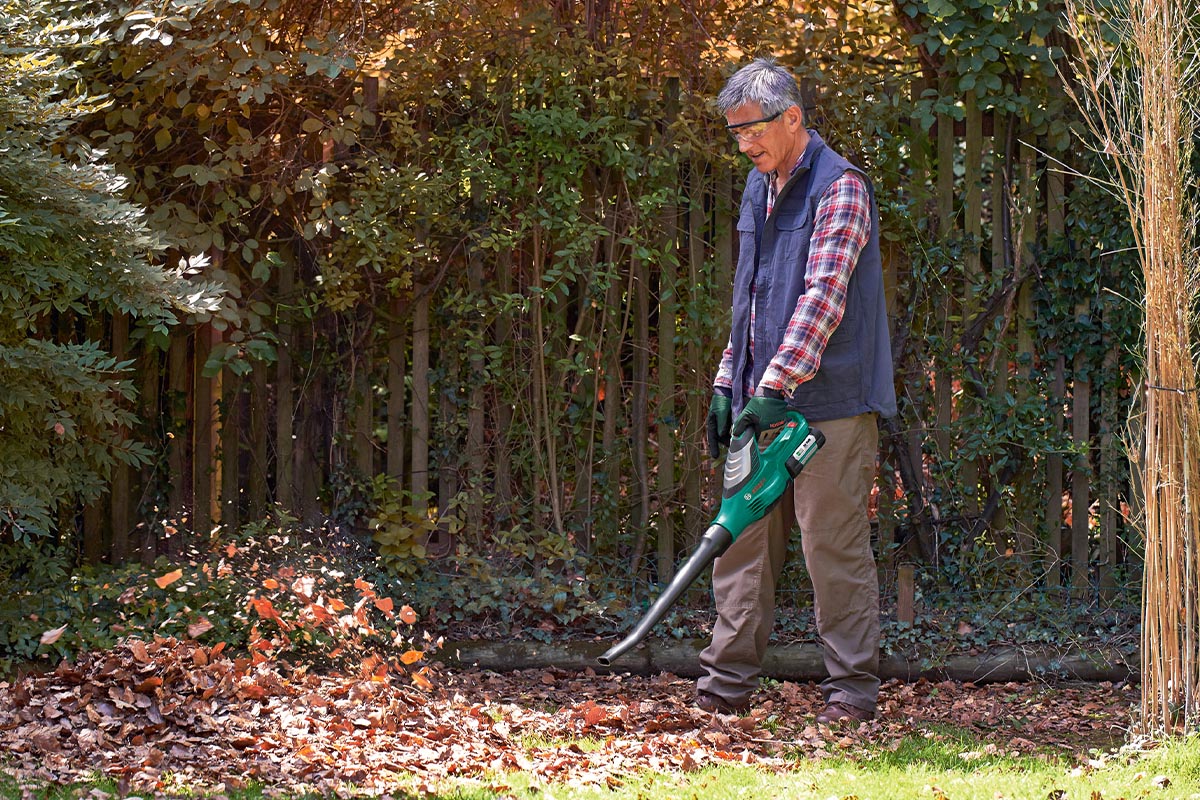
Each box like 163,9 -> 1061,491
1063,0 -> 1200,733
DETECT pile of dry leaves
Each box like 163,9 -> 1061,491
0,637 -> 1139,795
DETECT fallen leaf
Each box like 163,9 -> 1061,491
399,649 -> 424,665
134,676 -> 162,693
154,569 -> 183,590
374,597 -> 394,613
411,667 -> 433,690
187,618 -> 213,639
262,578 -> 280,590
399,605 -> 417,624
39,624 -> 68,646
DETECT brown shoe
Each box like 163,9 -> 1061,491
695,690 -> 750,714
815,701 -> 874,724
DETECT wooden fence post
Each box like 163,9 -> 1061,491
248,361 -> 268,520
934,81 -> 956,463
274,247 -> 295,511
353,339 -> 375,482
220,373 -> 241,532
110,313 -> 131,561
386,295 -> 408,490
166,328 -> 191,550
410,282 -> 431,507
193,318 -> 221,536
897,563 -> 916,625
683,157 -> 707,546
655,78 -> 679,581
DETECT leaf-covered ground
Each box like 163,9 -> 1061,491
0,638 -> 1139,795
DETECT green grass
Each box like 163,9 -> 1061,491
5,731 -> 1200,800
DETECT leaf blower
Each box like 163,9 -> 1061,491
597,411 -> 824,666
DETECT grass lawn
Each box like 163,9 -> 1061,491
4,731 -> 1199,800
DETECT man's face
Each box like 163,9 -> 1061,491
725,101 -> 801,174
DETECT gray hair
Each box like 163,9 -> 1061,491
716,58 -> 804,117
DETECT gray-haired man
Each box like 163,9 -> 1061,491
700,57 -> 896,724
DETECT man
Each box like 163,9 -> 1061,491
700,57 -> 897,724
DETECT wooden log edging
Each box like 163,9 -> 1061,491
434,639 -> 1138,684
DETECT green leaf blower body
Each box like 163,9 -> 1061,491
597,411 -> 824,666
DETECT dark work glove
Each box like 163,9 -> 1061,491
705,392 -> 733,458
731,389 -> 790,438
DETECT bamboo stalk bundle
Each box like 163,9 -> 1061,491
1064,0 -> 1200,733
1132,0 -> 1200,735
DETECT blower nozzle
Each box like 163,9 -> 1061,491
596,524 -> 733,667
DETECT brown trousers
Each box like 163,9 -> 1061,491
697,413 -> 881,712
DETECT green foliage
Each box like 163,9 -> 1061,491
368,477 -> 432,578
899,0 -> 1070,146
403,534 -> 615,643
0,0 -> 220,539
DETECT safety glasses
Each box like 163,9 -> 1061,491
726,110 -> 783,142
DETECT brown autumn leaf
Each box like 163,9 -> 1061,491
154,569 -> 183,590
399,649 -> 423,665
39,624 -> 68,646
187,618 -> 213,638
262,578 -> 280,590
374,597 -> 394,613
399,605 -> 417,624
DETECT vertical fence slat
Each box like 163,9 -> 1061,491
220,375 -> 240,532
410,282 -> 431,507
1047,354 -> 1066,588
386,295 -> 407,488
166,329 -> 191,548
353,344 -> 375,482
495,248 -> 516,513
629,245 -> 651,574
1071,308 -> 1092,599
274,248 -> 295,511
962,93 -> 984,519
1099,342 -> 1120,600
248,362 -> 268,519
193,321 -> 220,535
989,113 -> 1012,544
466,188 -> 487,537
110,313 -> 131,560
934,83 -> 956,462
683,159 -> 705,546
135,333 -> 160,563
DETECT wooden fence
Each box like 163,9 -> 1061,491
76,76 -> 1134,610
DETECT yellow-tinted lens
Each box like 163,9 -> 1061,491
729,122 -> 770,141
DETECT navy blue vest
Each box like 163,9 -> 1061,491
728,131 -> 897,423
